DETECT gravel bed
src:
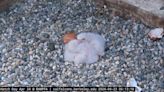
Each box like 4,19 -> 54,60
0,0 -> 163,92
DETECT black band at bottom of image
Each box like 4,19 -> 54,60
0,87 -> 135,91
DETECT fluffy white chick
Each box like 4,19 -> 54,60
64,39 -> 80,62
64,32 -> 105,65
75,40 -> 99,64
64,39 -> 99,65
77,32 -> 106,56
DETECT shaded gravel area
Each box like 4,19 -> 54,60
0,0 -> 163,92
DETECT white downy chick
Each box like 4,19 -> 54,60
73,40 -> 99,64
77,32 -> 106,56
64,39 -> 80,62
127,78 -> 142,92
64,32 -> 105,65
64,39 -> 98,65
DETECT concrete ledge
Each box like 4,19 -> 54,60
95,0 -> 164,27
1,0 -> 163,27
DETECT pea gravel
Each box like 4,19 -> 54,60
0,0 -> 163,92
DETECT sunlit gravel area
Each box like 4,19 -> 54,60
0,0 -> 163,92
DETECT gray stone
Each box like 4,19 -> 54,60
47,42 -> 56,51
